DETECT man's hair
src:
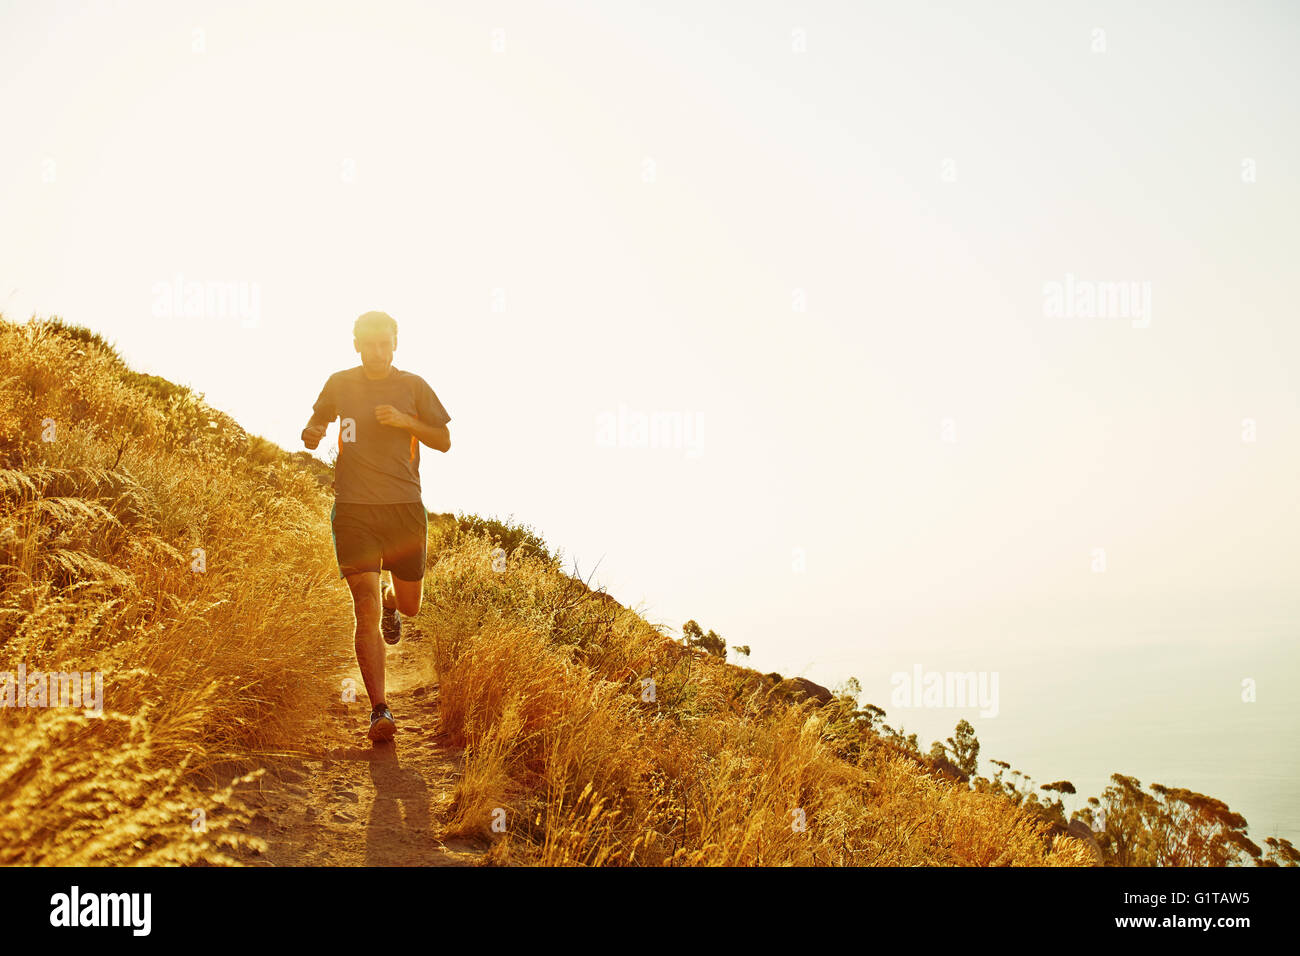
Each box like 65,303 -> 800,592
354,310 -> 398,339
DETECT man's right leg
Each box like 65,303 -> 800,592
344,570 -> 385,712
332,503 -> 395,741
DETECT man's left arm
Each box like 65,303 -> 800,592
408,414 -> 450,452
375,379 -> 451,452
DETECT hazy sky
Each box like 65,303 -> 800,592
3,0 -> 1297,695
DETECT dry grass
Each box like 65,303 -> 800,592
421,530 -> 1094,867
0,316 -> 347,864
0,313 -> 1094,867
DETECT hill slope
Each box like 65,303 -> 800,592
0,315 -> 1094,866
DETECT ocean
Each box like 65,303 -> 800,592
820,589 -> 1300,853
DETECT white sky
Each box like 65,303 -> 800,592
3,0 -> 1297,688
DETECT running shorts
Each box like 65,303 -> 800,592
329,500 -> 428,582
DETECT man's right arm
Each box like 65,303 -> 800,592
302,376 -> 336,449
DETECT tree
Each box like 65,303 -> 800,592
881,724 -> 920,755
971,758 -> 1008,798
1090,774 -> 1261,866
1039,780 -> 1076,828
1148,783 -> 1260,867
857,703 -> 887,732
834,676 -> 862,703
682,619 -> 726,659
944,719 -> 980,777
1261,837 -> 1300,867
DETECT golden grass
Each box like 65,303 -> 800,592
0,316 -> 347,864
1,313 -> 1094,867
421,530 -> 1095,866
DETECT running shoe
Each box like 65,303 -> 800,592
381,602 -> 402,645
368,705 -> 396,742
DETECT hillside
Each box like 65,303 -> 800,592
4,314 -> 1276,867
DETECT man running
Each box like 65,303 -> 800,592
300,311 -> 451,743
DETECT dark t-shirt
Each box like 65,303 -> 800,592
308,365 -> 451,504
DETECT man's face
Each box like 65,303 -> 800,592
354,330 -> 396,375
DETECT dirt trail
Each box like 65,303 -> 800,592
227,621 -> 487,866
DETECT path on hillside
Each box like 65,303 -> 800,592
227,621 -> 488,866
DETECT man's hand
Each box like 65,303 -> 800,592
375,404 -> 450,452
374,405 -> 412,429
301,423 -> 328,449
305,408 -> 442,450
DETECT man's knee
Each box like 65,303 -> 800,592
392,578 -> 423,617
353,599 -> 381,636
346,574 -> 382,629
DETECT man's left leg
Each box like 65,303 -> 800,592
386,574 -> 423,617
379,502 -> 428,642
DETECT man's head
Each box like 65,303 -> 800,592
354,311 -> 398,376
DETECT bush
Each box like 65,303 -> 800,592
449,512 -> 558,567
